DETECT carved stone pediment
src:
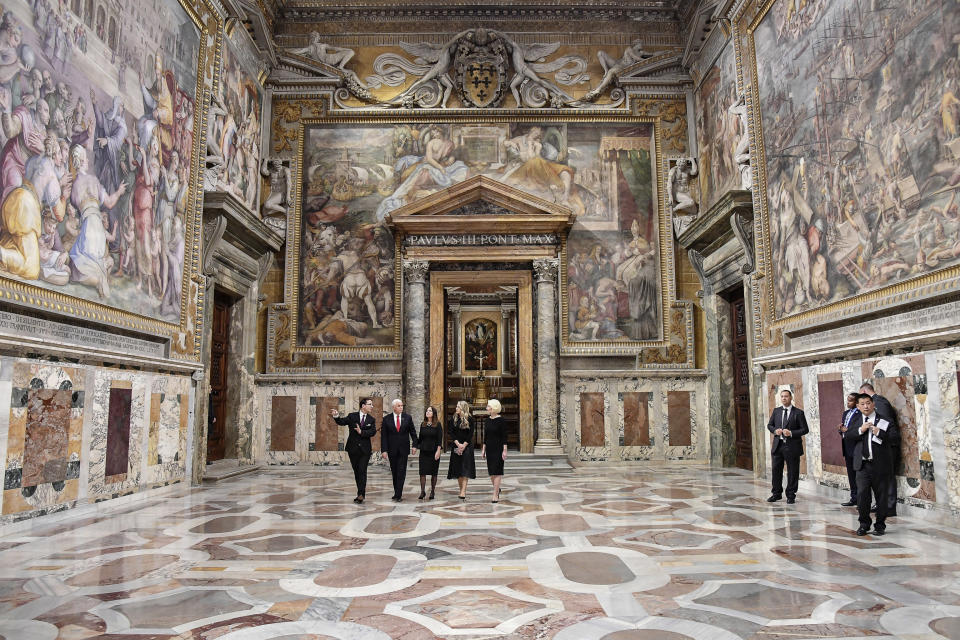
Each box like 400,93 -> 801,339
618,51 -> 687,84
268,51 -> 345,87
385,175 -> 574,235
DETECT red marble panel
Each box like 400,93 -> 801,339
817,378 -> 846,468
23,389 -> 72,487
623,392 -> 650,446
667,391 -> 692,447
580,393 -> 605,447
315,397 -> 340,451
105,387 -> 132,478
270,396 -> 296,452
370,397 -> 383,452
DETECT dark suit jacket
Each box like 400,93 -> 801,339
766,405 -> 809,457
841,408 -> 859,457
382,412 -> 417,456
843,411 -> 894,474
333,411 -> 377,455
871,393 -> 901,446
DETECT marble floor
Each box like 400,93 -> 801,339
1,465 -> 959,639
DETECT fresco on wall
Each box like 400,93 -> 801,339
696,43 -> 740,211
755,0 -> 960,318
207,26 -> 261,212
0,0 -> 199,323
297,122 -> 660,347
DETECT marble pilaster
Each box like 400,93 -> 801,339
404,260 -> 430,426
533,258 -> 562,454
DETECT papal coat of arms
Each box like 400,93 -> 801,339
453,29 -> 508,108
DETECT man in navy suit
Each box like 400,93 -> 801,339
838,392 -> 860,507
844,393 -> 895,536
331,397 -> 378,503
382,398 -> 418,501
766,389 -> 809,504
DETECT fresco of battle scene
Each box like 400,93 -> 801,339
0,0 -> 199,323
755,0 -> 960,318
696,43 -> 740,212
206,27 -> 261,213
298,122 -> 661,347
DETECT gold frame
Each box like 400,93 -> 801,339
461,312 -> 502,375
285,112 -> 675,359
0,0 -> 220,361
733,0 -> 960,349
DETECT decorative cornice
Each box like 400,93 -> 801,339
280,4 -> 685,24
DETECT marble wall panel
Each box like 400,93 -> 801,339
105,386 -> 132,479
87,370 -> 148,502
254,379 -> 400,466
313,397 -> 341,452
667,391 -> 692,447
580,393 -> 606,447
270,397 -> 297,452
560,374 -> 706,463
3,363 -> 84,516
817,377 -> 845,469
622,392 -> 650,446
145,376 -> 190,486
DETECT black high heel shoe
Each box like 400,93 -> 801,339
418,491 -> 426,500
429,491 -> 435,500
492,488 -> 500,503
458,495 -> 466,500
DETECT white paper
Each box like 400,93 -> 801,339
876,418 -> 889,432
872,435 -> 883,444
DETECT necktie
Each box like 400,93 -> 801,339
396,414 -> 400,432
865,416 -> 873,460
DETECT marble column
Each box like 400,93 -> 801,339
404,259 -> 430,427
501,306 -> 512,375
533,258 -> 563,454
451,302 -> 462,374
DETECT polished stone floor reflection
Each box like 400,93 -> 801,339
0,465 -> 959,639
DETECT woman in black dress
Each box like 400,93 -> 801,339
481,398 -> 507,503
417,406 -> 443,500
446,400 -> 476,499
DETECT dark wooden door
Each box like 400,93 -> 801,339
730,291 -> 753,470
207,292 -> 230,462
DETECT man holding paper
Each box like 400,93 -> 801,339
843,393 -> 895,536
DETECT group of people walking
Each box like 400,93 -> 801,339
767,382 -> 900,537
330,397 -> 509,504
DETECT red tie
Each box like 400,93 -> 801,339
396,414 -> 400,432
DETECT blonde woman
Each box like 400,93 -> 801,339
446,400 -> 476,499
481,398 -> 507,503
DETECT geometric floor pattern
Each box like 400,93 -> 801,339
1,464 -> 959,639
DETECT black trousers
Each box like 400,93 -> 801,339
771,451 -> 800,499
388,452 -> 409,498
843,455 -> 858,500
856,461 -> 889,528
348,450 -> 370,497
886,446 -> 900,511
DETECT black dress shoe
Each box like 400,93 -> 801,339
856,527 -> 869,536
395,497 -> 403,502
873,528 -> 886,536
870,505 -> 877,513
786,497 -> 796,504
841,500 -> 857,506
353,497 -> 362,503
767,495 -> 781,502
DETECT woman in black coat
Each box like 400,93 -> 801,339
446,400 -> 476,499
417,406 -> 443,500
481,398 -> 507,502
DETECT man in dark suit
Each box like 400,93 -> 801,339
331,397 -> 377,503
838,392 -> 860,507
844,393 -> 895,535
766,389 -> 809,504
859,382 -> 900,516
382,398 -> 417,501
